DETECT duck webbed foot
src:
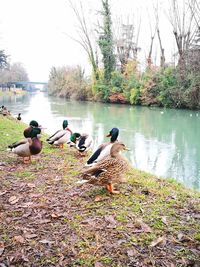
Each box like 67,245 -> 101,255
59,144 -> 64,149
23,156 -> 31,164
106,183 -> 120,194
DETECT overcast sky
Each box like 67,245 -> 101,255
0,0 -> 174,82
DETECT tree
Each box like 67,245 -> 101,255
153,4 -> 165,68
48,65 -> 88,100
115,17 -> 141,73
168,0 -> 196,78
98,0 -> 116,82
68,0 -> 99,81
0,50 -> 8,69
0,62 -> 29,84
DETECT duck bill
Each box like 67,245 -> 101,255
124,146 -> 130,151
106,133 -> 111,137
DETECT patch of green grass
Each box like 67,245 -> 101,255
116,213 -> 128,223
72,257 -> 95,267
101,256 -> 113,265
151,218 -> 165,230
194,232 -> 200,241
40,256 -> 58,265
15,170 -> 35,179
1,234 -> 10,241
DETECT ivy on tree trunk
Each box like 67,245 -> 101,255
98,0 -> 116,84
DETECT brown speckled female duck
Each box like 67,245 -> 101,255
79,142 -> 129,194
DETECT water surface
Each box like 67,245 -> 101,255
1,92 -> 200,191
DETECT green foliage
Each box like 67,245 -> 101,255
110,71 -> 124,93
140,67 -> 178,107
94,79 -> 110,101
183,74 -> 200,109
130,88 -> 141,105
127,75 -> 142,105
98,0 -> 116,83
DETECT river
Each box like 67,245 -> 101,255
1,91 -> 200,191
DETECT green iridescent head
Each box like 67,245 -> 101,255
30,127 -> 41,138
63,120 -> 68,129
29,120 -> 39,127
70,133 -> 81,143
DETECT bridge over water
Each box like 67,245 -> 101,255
6,81 -> 48,91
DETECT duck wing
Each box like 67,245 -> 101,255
87,142 -> 110,164
8,138 -> 28,149
47,130 -> 66,144
82,156 -> 113,175
46,129 -> 62,141
77,135 -> 93,152
87,146 -> 103,164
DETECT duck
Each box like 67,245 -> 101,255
0,105 -> 5,113
1,106 -> 9,116
17,113 -> 21,121
46,120 -> 72,148
78,142 -> 129,194
86,127 -> 119,165
68,132 -> 81,147
76,133 -> 93,153
8,127 -> 42,163
24,120 -> 39,138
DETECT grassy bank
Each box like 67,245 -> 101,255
0,89 -> 26,96
0,115 -> 200,267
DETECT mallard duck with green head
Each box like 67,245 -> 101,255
86,127 -> 119,165
78,142 -> 129,194
46,120 -> 72,148
24,120 -> 40,138
8,127 -> 42,163
68,132 -> 81,147
76,133 -> 93,153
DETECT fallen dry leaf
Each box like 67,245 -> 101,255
51,213 -> 62,218
39,239 -> 54,245
127,248 -> 138,257
0,241 -> 4,256
13,235 -> 25,244
94,195 -> 102,202
150,236 -> 166,247
24,233 -> 37,239
161,216 -> 168,225
27,183 -> 36,188
8,196 -> 19,204
37,219 -> 51,224
177,232 -> 184,241
104,215 -> 117,225
130,220 -> 152,233
94,262 -> 104,267
0,191 -> 7,196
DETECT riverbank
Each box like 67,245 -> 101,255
0,88 -> 26,96
0,115 -> 200,266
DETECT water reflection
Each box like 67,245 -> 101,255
0,91 -> 200,191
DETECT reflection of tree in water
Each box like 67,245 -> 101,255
0,93 -> 32,115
